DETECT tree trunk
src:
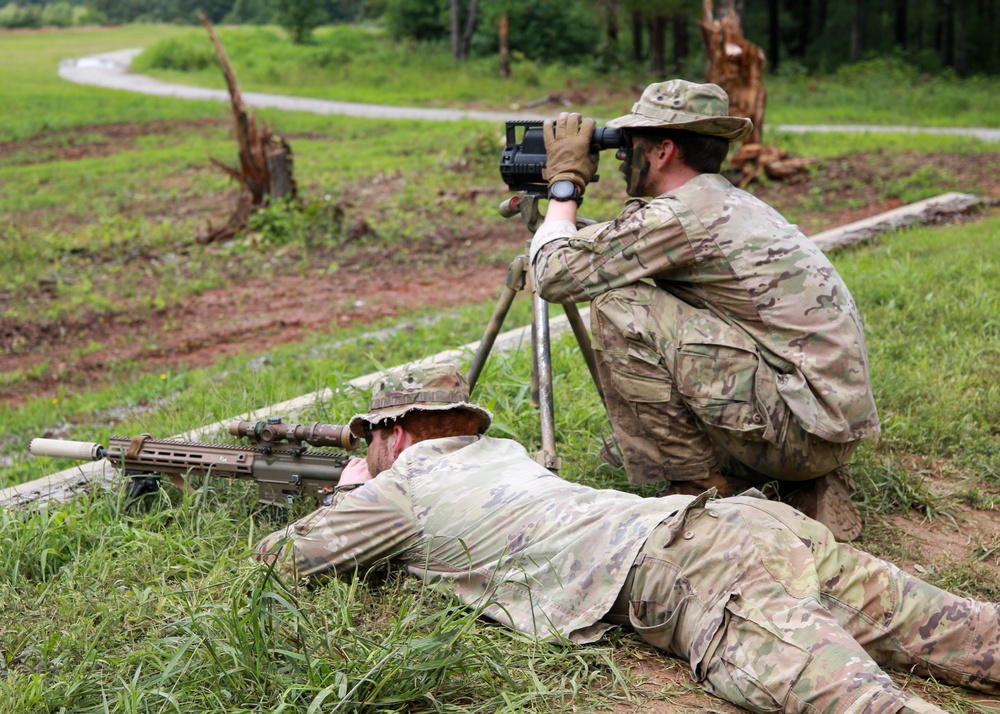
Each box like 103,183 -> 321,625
450,0 -> 460,60
767,0 -> 780,71
450,0 -> 477,61
954,0 -> 967,74
798,0 -> 811,58
603,0 -> 619,46
849,0 -> 862,63
632,9 -> 643,63
673,11 -> 689,71
895,0 -> 908,48
649,14 -> 666,74
461,0 -> 478,62
198,14 -> 297,244
499,14 -> 510,79
700,0 -> 767,146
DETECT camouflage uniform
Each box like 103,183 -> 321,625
257,434 -> 675,643
257,365 -> 998,712
257,435 -> 1000,713
532,169 -> 880,486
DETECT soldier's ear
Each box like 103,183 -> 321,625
390,424 -> 415,459
654,139 -> 678,168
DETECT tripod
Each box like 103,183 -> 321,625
466,193 -> 605,472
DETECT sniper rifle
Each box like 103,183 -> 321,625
29,417 -> 358,508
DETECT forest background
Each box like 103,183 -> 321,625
3,0 -> 1000,77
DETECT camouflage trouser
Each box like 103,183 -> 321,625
591,284 -> 859,484
627,495 -> 1000,713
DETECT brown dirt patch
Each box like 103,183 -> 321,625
0,219 -> 523,406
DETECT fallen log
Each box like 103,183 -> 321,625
809,193 -> 986,252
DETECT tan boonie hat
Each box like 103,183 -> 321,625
348,362 -> 492,439
606,79 -> 753,141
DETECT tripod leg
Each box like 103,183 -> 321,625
533,291 -> 562,472
562,304 -> 605,403
467,255 -> 528,393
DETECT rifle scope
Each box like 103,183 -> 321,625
230,417 -> 358,451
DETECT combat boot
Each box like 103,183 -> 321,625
785,469 -> 862,542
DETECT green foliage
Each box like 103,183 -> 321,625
0,1 -> 42,28
242,197 -> 347,251
275,0 -> 327,44
43,1 -> 74,27
224,0 -> 274,24
134,33 -> 219,72
472,0 -> 603,64
383,0 -> 447,42
130,24 -> 613,108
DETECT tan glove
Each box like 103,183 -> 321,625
542,112 -> 599,194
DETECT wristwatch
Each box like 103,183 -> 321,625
548,180 -> 582,206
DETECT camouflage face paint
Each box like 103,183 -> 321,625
618,136 -> 652,197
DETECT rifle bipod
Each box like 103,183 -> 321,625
465,193 -> 605,473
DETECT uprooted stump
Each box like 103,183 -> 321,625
729,143 -> 815,186
197,14 -> 298,244
700,0 -> 766,146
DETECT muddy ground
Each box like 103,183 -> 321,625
3,122 -> 1000,712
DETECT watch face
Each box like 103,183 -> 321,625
550,180 -> 577,201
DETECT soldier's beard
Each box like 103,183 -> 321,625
365,431 -> 395,476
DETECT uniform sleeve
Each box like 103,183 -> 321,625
255,476 -> 419,578
531,200 -> 696,304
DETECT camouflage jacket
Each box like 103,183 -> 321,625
257,435 -> 687,643
530,173 -> 880,443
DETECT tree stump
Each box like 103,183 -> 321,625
198,14 -> 297,244
699,0 -> 766,146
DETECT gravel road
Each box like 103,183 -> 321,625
59,48 -> 1000,142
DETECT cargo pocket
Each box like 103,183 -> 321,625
675,343 -> 764,434
608,340 -> 672,404
702,598 -> 812,713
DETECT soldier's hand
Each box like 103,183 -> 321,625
339,457 -> 374,485
542,112 -> 599,194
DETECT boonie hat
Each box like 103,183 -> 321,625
606,79 -> 753,141
348,362 -> 492,439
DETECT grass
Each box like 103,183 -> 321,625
0,25 -> 219,142
765,57 -> 1000,128
2,24 -> 999,714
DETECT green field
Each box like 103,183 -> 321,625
1,25 -> 999,714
